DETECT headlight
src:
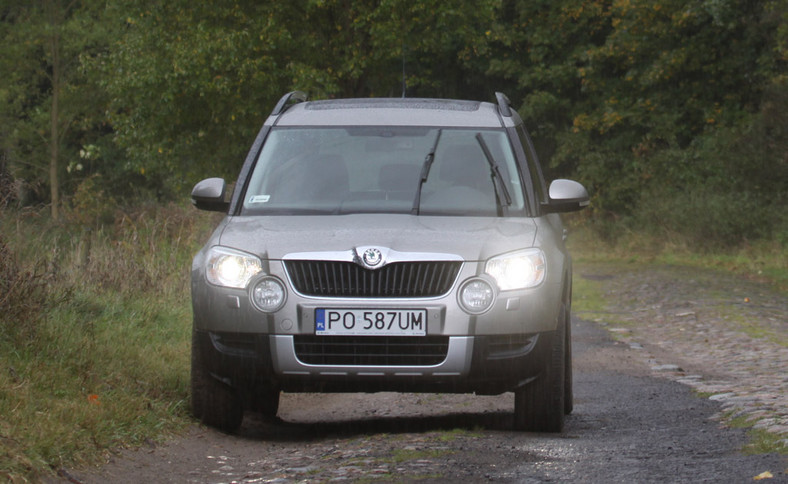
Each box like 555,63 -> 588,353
250,277 -> 286,312
458,278 -> 495,314
485,249 -> 546,291
206,246 -> 262,288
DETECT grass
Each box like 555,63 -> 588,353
0,202 -> 218,481
565,219 -> 788,294
390,447 -> 453,463
725,413 -> 788,456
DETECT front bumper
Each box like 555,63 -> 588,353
196,329 -> 551,395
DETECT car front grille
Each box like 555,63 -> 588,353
293,335 -> 450,366
284,260 -> 461,298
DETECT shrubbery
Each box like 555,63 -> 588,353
0,236 -> 53,345
578,79 -> 788,251
0,203 -> 216,481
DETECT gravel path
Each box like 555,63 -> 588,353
577,262 -> 788,447
62,314 -> 788,483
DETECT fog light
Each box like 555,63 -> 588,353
459,278 -> 495,314
251,277 -> 286,312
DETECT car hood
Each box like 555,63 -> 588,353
217,214 -> 537,262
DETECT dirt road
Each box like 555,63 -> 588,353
65,307 -> 787,483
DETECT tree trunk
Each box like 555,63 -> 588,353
50,67 -> 60,220
46,0 -> 62,220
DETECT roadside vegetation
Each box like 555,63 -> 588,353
0,202 -> 218,481
567,215 -> 788,294
1,0 -> 786,480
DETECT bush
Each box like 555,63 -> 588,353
0,235 -> 52,345
577,78 -> 787,250
634,186 -> 774,251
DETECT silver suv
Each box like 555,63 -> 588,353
190,92 -> 589,433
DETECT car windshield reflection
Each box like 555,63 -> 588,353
241,127 -> 525,216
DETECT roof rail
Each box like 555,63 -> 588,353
271,91 -> 308,116
495,92 -> 512,117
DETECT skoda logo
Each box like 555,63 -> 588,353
362,248 -> 383,268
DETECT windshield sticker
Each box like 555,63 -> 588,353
248,195 -> 271,204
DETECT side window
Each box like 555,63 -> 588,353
517,126 -> 548,205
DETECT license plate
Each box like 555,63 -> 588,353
315,309 -> 427,336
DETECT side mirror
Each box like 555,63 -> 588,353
542,179 -> 589,213
191,178 -> 230,212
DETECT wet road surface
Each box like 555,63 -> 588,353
67,317 -> 787,483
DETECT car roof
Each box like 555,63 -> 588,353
267,97 -> 514,128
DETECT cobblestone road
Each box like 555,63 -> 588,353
578,263 -> 788,448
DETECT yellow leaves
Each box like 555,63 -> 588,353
706,104 -> 723,124
562,6 -> 585,21
572,114 -> 592,133
601,110 -> 624,130
753,471 -> 773,480
572,105 -> 624,135
641,99 -> 655,112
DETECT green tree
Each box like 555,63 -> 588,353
486,0 -> 612,171
0,0 -> 108,218
100,1 -> 299,191
487,0 -> 786,230
288,0 -> 498,99
102,0 -> 498,191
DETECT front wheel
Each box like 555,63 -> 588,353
249,386 -> 280,419
513,305 -> 568,432
191,330 -> 243,433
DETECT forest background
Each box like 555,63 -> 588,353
0,0 -> 787,479
1,0 -> 786,248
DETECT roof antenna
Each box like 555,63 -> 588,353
401,42 -> 407,98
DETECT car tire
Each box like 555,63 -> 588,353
191,330 -> 243,433
564,302 -> 574,416
250,386 -> 280,419
513,304 -> 567,432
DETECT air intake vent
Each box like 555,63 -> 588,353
284,260 -> 461,298
293,335 -> 449,366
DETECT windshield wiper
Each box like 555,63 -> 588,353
411,129 -> 442,215
475,132 -> 512,213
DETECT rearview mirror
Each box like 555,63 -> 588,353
191,178 -> 230,212
542,179 -> 589,214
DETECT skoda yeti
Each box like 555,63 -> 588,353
190,91 -> 589,433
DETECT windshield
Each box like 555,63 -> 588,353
241,127 -> 525,216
